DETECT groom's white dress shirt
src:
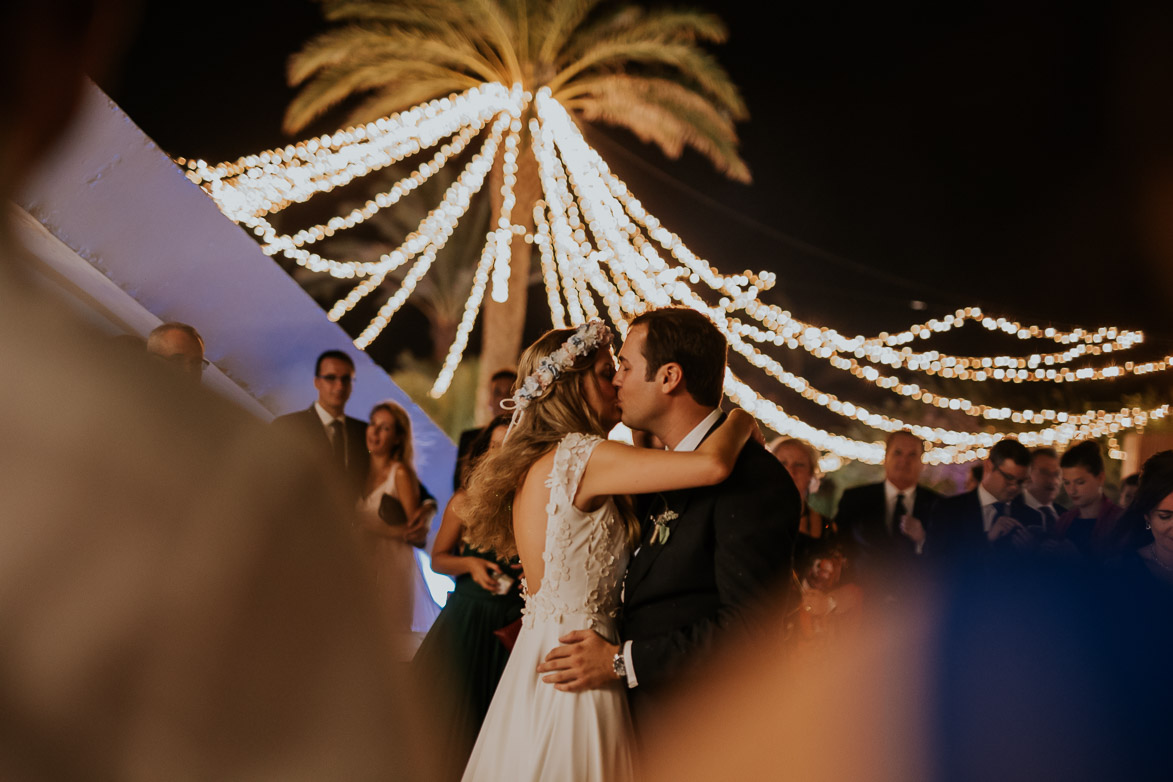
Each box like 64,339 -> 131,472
621,407 -> 722,688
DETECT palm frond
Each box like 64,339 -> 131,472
568,79 -> 751,182
285,60 -> 478,133
563,7 -> 729,62
534,0 -> 603,65
463,0 -> 522,82
321,0 -> 470,25
288,24 -> 502,87
550,40 -> 747,120
289,0 -> 750,183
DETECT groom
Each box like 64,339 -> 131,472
538,307 -> 801,735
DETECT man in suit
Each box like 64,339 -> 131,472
146,322 -> 206,383
1011,447 -> 1066,532
536,307 -> 801,738
272,350 -> 370,498
834,430 -> 941,590
924,438 -> 1035,561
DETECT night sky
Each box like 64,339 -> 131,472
95,0 -> 1173,430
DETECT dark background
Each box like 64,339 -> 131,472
95,0 -> 1173,432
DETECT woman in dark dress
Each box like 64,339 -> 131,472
414,416 -> 523,780
1109,450 -> 1173,611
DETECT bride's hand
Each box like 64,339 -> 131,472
725,408 -> 762,446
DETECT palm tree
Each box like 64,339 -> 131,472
286,0 -> 750,420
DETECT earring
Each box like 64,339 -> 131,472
1146,520 -> 1152,530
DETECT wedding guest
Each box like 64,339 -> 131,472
453,369 -> 517,489
834,430 -> 940,590
271,350 -> 370,498
1109,452 -> 1173,608
1119,472 -> 1140,509
357,400 -> 440,659
1053,441 -> 1127,560
415,415 -> 523,781
770,438 -> 835,571
146,321 -> 206,382
1011,447 -> 1066,532
924,438 -> 1035,561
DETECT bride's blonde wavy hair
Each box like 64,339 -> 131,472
462,326 -> 638,559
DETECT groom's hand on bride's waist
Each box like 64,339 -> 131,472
536,630 -> 619,692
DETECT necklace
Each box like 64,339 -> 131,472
1143,546 -> 1173,578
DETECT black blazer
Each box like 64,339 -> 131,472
271,406 -> 370,497
924,488 -> 1037,561
834,482 -> 940,574
621,434 -> 801,725
1010,494 -> 1066,530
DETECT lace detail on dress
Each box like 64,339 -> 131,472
521,433 -> 630,638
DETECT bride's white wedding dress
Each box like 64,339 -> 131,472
462,433 -> 635,781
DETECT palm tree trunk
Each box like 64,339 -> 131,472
476,131 -> 540,424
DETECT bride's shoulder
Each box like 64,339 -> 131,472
558,430 -> 605,451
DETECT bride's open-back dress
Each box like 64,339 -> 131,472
461,433 -> 634,781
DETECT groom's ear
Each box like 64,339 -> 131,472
657,363 -> 685,395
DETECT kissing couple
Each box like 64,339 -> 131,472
460,307 -> 801,780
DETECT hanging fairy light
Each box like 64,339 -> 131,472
187,82 -> 1167,466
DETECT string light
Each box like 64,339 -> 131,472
490,120 -> 522,303
430,234 -> 498,397
327,110 -> 513,323
188,81 -> 1167,467
532,201 -> 566,328
182,84 -> 520,218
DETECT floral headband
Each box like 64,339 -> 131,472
500,320 -> 612,435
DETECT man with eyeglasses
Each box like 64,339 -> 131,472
146,322 -> 208,383
272,350 -> 370,497
924,438 -> 1034,561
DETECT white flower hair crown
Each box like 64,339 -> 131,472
501,320 -> 612,418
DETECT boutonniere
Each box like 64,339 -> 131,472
650,508 -> 678,545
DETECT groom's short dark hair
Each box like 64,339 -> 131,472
630,307 -> 726,407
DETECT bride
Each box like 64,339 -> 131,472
459,320 -> 757,781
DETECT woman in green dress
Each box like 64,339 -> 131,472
415,416 -> 523,780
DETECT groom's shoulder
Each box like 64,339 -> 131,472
731,438 -> 790,485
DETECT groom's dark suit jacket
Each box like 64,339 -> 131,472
271,406 -> 370,499
621,423 -> 801,728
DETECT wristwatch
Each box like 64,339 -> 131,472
612,652 -> 626,681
